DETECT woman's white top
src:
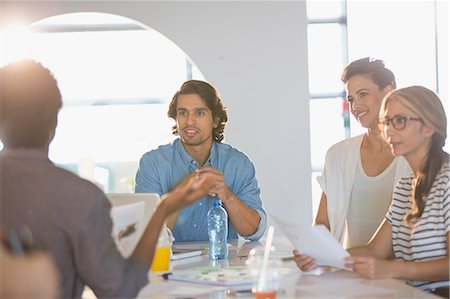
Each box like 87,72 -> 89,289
345,155 -> 398,247
317,134 -> 411,247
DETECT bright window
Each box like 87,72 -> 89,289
307,23 -> 345,94
307,0 -> 449,215
1,12 -> 204,192
347,1 -> 437,89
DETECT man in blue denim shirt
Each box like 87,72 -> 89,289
136,80 -> 267,242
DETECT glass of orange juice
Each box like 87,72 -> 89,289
151,246 -> 171,272
151,226 -> 173,272
246,247 -> 282,299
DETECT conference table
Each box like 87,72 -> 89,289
136,236 -> 440,298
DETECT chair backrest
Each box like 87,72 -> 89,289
107,193 -> 160,257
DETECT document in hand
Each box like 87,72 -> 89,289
272,216 -> 350,269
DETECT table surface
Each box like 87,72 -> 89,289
136,236 -> 440,299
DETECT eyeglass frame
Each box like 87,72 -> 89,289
377,115 -> 423,131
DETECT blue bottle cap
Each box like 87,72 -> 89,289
213,199 -> 221,207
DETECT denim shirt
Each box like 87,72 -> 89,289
135,138 -> 267,242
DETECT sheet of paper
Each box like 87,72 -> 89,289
271,216 -> 350,269
168,266 -> 254,286
110,202 -> 145,257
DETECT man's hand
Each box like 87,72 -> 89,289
195,166 -> 261,237
1,248 -> 60,299
196,166 -> 233,203
162,170 -> 216,217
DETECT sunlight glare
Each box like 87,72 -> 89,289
1,24 -> 32,66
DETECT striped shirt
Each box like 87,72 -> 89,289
386,162 -> 449,290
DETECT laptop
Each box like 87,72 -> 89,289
107,193 -> 160,257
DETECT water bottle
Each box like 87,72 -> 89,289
207,199 -> 228,260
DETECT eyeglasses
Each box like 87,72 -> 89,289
378,115 -> 423,131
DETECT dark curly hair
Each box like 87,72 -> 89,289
341,57 -> 396,90
168,80 -> 228,142
0,60 -> 62,148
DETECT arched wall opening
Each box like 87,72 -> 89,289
1,1 -> 313,227
2,12 -> 206,192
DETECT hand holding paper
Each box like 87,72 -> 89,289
271,215 -> 350,270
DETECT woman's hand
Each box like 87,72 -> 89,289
293,249 -> 318,271
345,256 -> 394,279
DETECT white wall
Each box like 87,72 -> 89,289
436,0 -> 450,153
1,1 -> 313,228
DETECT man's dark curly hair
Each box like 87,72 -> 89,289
168,80 -> 228,142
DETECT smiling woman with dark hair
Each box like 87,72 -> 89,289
295,58 -> 411,263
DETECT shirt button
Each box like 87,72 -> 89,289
193,224 -> 197,228
199,202 -> 202,206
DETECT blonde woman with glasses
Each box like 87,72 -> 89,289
343,86 -> 449,297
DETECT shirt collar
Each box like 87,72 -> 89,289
0,148 -> 49,160
208,141 -> 217,166
174,138 -> 217,168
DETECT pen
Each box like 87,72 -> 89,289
7,226 -> 38,255
281,255 -> 295,261
8,230 -> 25,255
161,272 -> 172,280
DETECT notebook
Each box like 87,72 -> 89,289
108,193 -> 160,257
171,248 -> 204,260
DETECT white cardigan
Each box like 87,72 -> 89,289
317,134 -> 411,244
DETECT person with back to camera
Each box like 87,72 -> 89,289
295,86 -> 449,297
0,60 -> 216,299
295,58 -> 411,268
135,80 -> 267,242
